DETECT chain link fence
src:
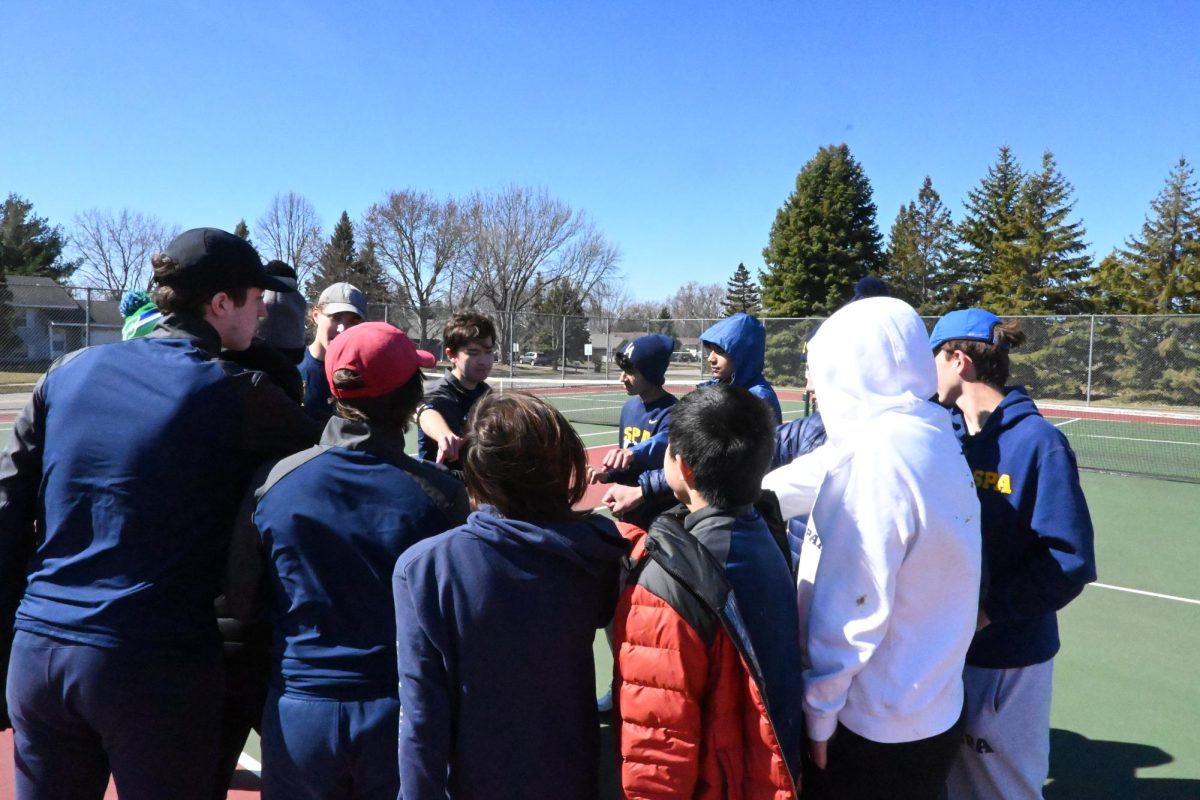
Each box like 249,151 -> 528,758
1,286 -> 1196,480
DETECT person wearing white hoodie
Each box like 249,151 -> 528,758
778,297 -> 982,799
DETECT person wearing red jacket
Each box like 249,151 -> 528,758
612,383 -> 803,799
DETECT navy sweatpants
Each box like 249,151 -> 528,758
6,630 -> 224,800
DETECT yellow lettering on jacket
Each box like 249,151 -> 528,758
622,426 -> 652,448
973,469 -> 1012,495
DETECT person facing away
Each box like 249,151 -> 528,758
588,333 -> 678,530
931,309 -> 1096,800
393,392 -> 629,800
227,321 -> 469,800
796,296 -> 981,800
613,383 -> 804,799
299,281 -> 367,422
416,310 -> 497,469
602,313 -> 780,519
0,227 -> 321,800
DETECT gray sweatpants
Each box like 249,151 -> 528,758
943,659 -> 1054,799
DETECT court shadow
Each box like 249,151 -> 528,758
598,715 -> 620,800
1046,728 -> 1200,799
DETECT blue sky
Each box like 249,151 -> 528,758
3,1 -> 1198,301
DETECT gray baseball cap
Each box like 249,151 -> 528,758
317,282 -> 367,318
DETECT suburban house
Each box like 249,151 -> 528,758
4,277 -> 122,365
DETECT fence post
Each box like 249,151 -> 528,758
1085,314 -> 1095,406
605,316 -> 611,382
561,314 -> 567,382
84,289 -> 92,347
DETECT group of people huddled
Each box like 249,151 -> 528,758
0,227 -> 1096,800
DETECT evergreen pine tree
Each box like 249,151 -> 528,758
233,219 -> 251,243
761,144 -> 886,316
654,306 -> 677,339
957,146 -> 1025,307
307,211 -> 358,304
353,234 -> 393,309
722,262 -> 762,315
886,177 -> 960,314
980,151 -> 1092,314
0,194 -> 78,281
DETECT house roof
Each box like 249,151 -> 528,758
5,276 -> 81,310
87,300 -> 124,326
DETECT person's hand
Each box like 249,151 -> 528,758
602,448 -> 634,471
587,465 -> 612,485
809,738 -> 828,770
603,484 -> 644,515
436,434 -> 462,464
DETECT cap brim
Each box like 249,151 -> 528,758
259,273 -> 296,293
321,302 -> 365,318
415,349 -> 438,369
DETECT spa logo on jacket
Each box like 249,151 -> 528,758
972,469 -> 1012,495
622,426 -> 654,447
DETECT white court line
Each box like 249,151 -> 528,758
1053,418 -> 1082,428
1072,433 -> 1200,447
237,751 -> 262,775
1092,582 -> 1200,606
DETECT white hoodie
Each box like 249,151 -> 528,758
799,297 -> 981,745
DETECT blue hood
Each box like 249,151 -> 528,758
700,313 -> 767,388
462,507 -> 629,577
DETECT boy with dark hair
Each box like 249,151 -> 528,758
588,333 -> 677,530
932,309 -> 1096,800
612,383 -> 804,798
416,311 -> 496,467
0,227 -> 320,800
393,393 -> 628,799
227,322 -> 468,800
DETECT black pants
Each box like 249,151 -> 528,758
803,710 -> 965,800
212,635 -> 271,800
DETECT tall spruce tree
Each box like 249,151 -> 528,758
761,144 -> 886,316
0,194 -> 78,281
980,151 -> 1092,314
354,234 -> 392,307
957,146 -> 1025,307
723,262 -> 761,315
1090,158 -> 1200,314
307,211 -> 390,310
886,177 -> 960,314
233,219 -> 251,242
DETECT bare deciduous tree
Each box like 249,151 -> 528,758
363,191 -> 470,347
667,281 -> 727,338
255,192 -> 323,287
71,209 -> 179,293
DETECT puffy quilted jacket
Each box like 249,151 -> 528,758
613,506 -> 803,799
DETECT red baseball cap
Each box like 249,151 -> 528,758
324,322 -> 437,399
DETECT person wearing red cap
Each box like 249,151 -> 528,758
225,322 -> 468,800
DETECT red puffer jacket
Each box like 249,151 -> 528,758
612,511 -> 801,800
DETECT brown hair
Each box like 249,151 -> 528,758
332,369 -> 425,430
462,393 -> 587,522
937,319 -> 1026,387
443,311 -> 497,354
151,252 -> 248,317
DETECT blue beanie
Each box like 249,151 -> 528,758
851,276 -> 890,302
616,334 -> 673,386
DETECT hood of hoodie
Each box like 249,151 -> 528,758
975,385 -> 1042,440
700,313 -> 766,388
464,506 -> 630,577
808,297 -> 937,447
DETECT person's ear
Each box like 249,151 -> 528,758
445,347 -> 456,361
678,455 -> 695,486
206,291 -> 233,319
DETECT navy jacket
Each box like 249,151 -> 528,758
771,410 -> 828,568
0,315 -> 321,654
237,418 -> 468,699
957,387 -> 1097,668
298,349 -> 333,423
699,313 -> 782,424
393,508 -> 629,800
609,392 -> 677,530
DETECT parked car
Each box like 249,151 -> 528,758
671,351 -> 698,363
520,351 -> 555,366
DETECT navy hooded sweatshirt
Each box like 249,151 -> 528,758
392,507 -> 629,800
956,386 -> 1097,668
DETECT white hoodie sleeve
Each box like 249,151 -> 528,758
762,445 -> 841,520
801,448 -> 915,742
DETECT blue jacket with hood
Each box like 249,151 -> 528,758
955,386 -> 1097,668
392,507 -> 629,800
699,313 -> 781,424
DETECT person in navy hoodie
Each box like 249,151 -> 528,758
0,228 -> 321,800
393,392 -> 629,800
604,313 -> 780,518
227,322 -> 469,800
931,309 -> 1097,800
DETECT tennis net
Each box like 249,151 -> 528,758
1039,403 -> 1200,483
488,378 -> 699,429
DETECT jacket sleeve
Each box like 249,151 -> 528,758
983,444 -> 1097,622
615,582 -> 709,799
223,467 -> 273,623
395,556 -> 452,799
750,385 -> 782,425
628,428 -> 669,473
762,446 -> 839,521
237,371 -> 325,457
0,380 -> 47,730
802,451 -> 910,743
636,467 -> 671,500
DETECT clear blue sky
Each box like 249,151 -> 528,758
3,1 -> 1197,301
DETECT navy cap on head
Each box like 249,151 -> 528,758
616,334 -> 673,386
930,308 -> 1006,351
156,228 -> 292,294
851,276 -> 891,302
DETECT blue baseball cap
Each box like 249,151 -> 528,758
929,308 -> 1007,351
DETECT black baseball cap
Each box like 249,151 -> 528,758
156,228 -> 294,294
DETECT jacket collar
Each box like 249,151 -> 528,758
146,313 -> 224,356
319,416 -> 411,464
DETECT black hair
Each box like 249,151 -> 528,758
668,384 -> 775,507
